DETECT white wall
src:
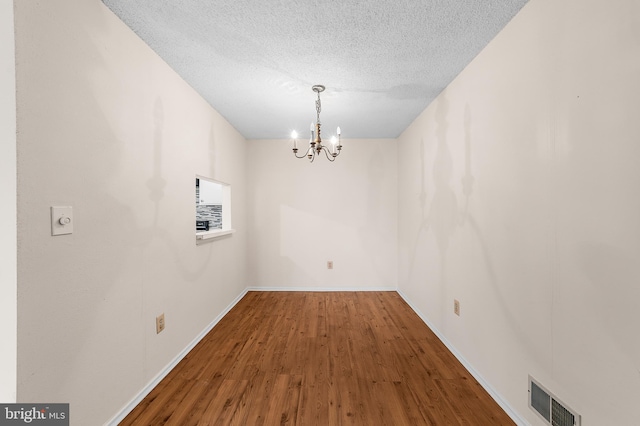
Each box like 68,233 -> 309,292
397,0 -> 640,424
198,178 -> 223,205
0,0 -> 17,404
247,139 -> 397,290
13,0 -> 639,423
14,1 -> 246,424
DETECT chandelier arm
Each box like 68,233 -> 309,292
322,146 -> 337,162
293,147 -> 311,159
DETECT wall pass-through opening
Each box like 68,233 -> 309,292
195,176 -> 232,240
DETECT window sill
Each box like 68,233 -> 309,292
196,229 -> 235,241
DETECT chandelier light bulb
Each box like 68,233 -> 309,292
291,130 -> 298,139
337,126 -> 341,135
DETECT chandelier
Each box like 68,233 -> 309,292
291,85 -> 342,162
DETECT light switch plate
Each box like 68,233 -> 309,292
51,206 -> 73,236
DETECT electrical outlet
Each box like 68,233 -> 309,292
156,313 -> 165,334
454,299 -> 460,316
327,261 -> 333,269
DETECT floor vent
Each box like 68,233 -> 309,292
529,376 -> 581,426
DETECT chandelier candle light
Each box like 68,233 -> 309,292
292,85 -> 342,162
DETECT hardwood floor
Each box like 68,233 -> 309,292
120,292 -> 515,425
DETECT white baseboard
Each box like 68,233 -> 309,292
105,288 -> 248,426
106,287 -> 526,426
396,289 -> 529,426
245,286 -> 398,292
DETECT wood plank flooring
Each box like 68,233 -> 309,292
120,292 -> 515,425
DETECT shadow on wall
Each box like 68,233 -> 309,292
45,11 -> 217,403
405,93 -> 462,313
19,4 -> 145,405
143,98 -> 213,280
404,94 -> 543,361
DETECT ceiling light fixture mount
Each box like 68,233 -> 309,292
291,85 -> 342,162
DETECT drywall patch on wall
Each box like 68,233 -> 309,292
0,0 -> 17,404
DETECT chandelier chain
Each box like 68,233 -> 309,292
315,91 -> 322,124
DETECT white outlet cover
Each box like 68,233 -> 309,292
51,206 -> 73,236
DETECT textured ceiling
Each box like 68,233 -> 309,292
102,0 -> 528,139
